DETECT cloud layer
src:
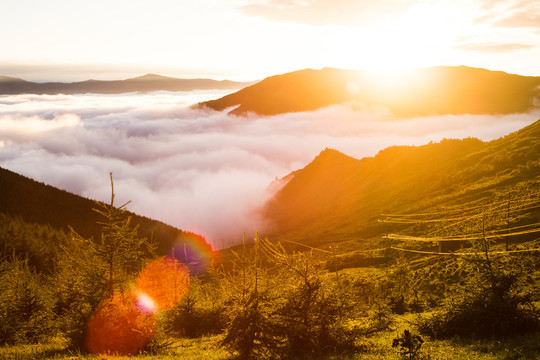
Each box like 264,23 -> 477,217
1,91 -> 538,247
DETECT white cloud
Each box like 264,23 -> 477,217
0,113 -> 81,137
0,91 -> 538,247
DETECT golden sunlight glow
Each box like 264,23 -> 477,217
365,66 -> 413,85
331,3 -> 466,74
3,1 -> 540,80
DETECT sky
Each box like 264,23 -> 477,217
1,91 -> 538,247
1,0 -> 539,81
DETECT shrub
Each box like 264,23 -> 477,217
418,246 -> 539,339
0,258 -> 55,345
222,289 -> 279,359
55,174 -> 154,351
389,295 -> 408,315
54,240 -> 107,350
220,234 -> 279,359
220,236 -> 364,359
392,329 -> 424,360
169,279 -> 227,338
275,252 -> 358,358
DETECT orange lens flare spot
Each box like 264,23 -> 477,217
86,291 -> 156,355
136,256 -> 190,311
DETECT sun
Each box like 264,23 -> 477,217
326,2 -> 463,77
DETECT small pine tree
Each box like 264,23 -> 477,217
392,329 -> 424,360
55,234 -> 108,350
56,173 -> 154,350
169,273 -> 227,338
221,233 -> 279,359
92,173 -> 150,294
0,257 -> 55,345
271,246 -> 357,357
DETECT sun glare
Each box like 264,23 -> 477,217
331,3 -> 463,76
366,66 -> 412,84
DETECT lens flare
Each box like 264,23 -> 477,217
170,235 -> 218,276
136,256 -> 190,311
136,292 -> 158,314
86,291 -> 156,355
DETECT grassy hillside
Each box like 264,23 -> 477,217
0,167 -> 207,256
199,66 -> 540,116
263,119 -> 540,248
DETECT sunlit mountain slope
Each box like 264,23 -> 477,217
263,119 -> 540,246
200,66 -> 540,117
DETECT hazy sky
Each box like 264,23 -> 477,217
1,0 -> 539,81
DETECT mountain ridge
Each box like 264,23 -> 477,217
0,74 -> 254,95
198,66 -> 540,117
0,166 -> 208,255
263,119 -> 540,245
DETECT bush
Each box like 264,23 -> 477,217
220,237 -> 366,359
170,281 -> 227,338
389,295 -> 408,315
85,291 -> 156,355
392,329 -> 424,360
54,241 -> 107,350
55,176 -> 154,351
169,272 -> 228,338
220,235 -> 280,359
222,289 -> 279,359
275,253 -> 358,358
0,258 -> 55,345
418,249 -> 539,339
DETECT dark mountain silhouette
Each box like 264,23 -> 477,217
0,74 -> 254,95
0,166 -> 207,256
199,66 -> 540,117
263,119 -> 540,245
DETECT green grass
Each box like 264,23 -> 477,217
351,315 -> 540,360
2,320 -> 538,360
0,336 -> 229,360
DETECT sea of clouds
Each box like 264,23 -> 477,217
1,90 -> 538,248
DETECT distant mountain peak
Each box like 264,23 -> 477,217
0,74 -> 253,95
317,147 -> 344,157
310,148 -> 356,166
311,148 -> 344,162
132,74 -> 170,80
0,75 -> 26,83
288,148 -> 360,187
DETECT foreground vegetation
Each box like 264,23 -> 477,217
1,318 -> 539,359
1,169 -> 539,359
1,211 -> 539,359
